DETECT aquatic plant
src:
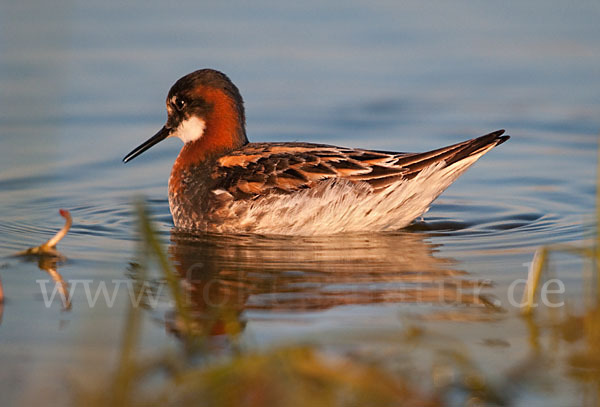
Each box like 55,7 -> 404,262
15,209 -> 72,258
14,209 -> 72,310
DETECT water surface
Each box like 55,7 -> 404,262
1,0 -> 599,405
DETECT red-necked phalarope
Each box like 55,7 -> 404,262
123,69 -> 509,235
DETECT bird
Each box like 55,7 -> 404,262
123,69 -> 509,235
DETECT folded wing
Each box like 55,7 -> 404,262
212,130 -> 509,199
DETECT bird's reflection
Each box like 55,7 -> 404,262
165,231 -> 501,336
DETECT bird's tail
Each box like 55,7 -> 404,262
392,129 -> 509,179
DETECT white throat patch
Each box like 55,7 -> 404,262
171,116 -> 206,144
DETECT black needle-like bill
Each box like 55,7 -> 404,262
123,126 -> 171,163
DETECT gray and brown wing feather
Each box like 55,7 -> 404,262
211,130 -> 509,199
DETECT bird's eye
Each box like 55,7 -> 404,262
173,97 -> 186,111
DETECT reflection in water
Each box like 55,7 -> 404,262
166,231 -> 502,335
38,256 -> 71,311
9,255 -> 72,314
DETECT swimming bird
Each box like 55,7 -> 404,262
123,69 -> 509,235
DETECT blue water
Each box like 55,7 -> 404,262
1,0 -> 599,405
